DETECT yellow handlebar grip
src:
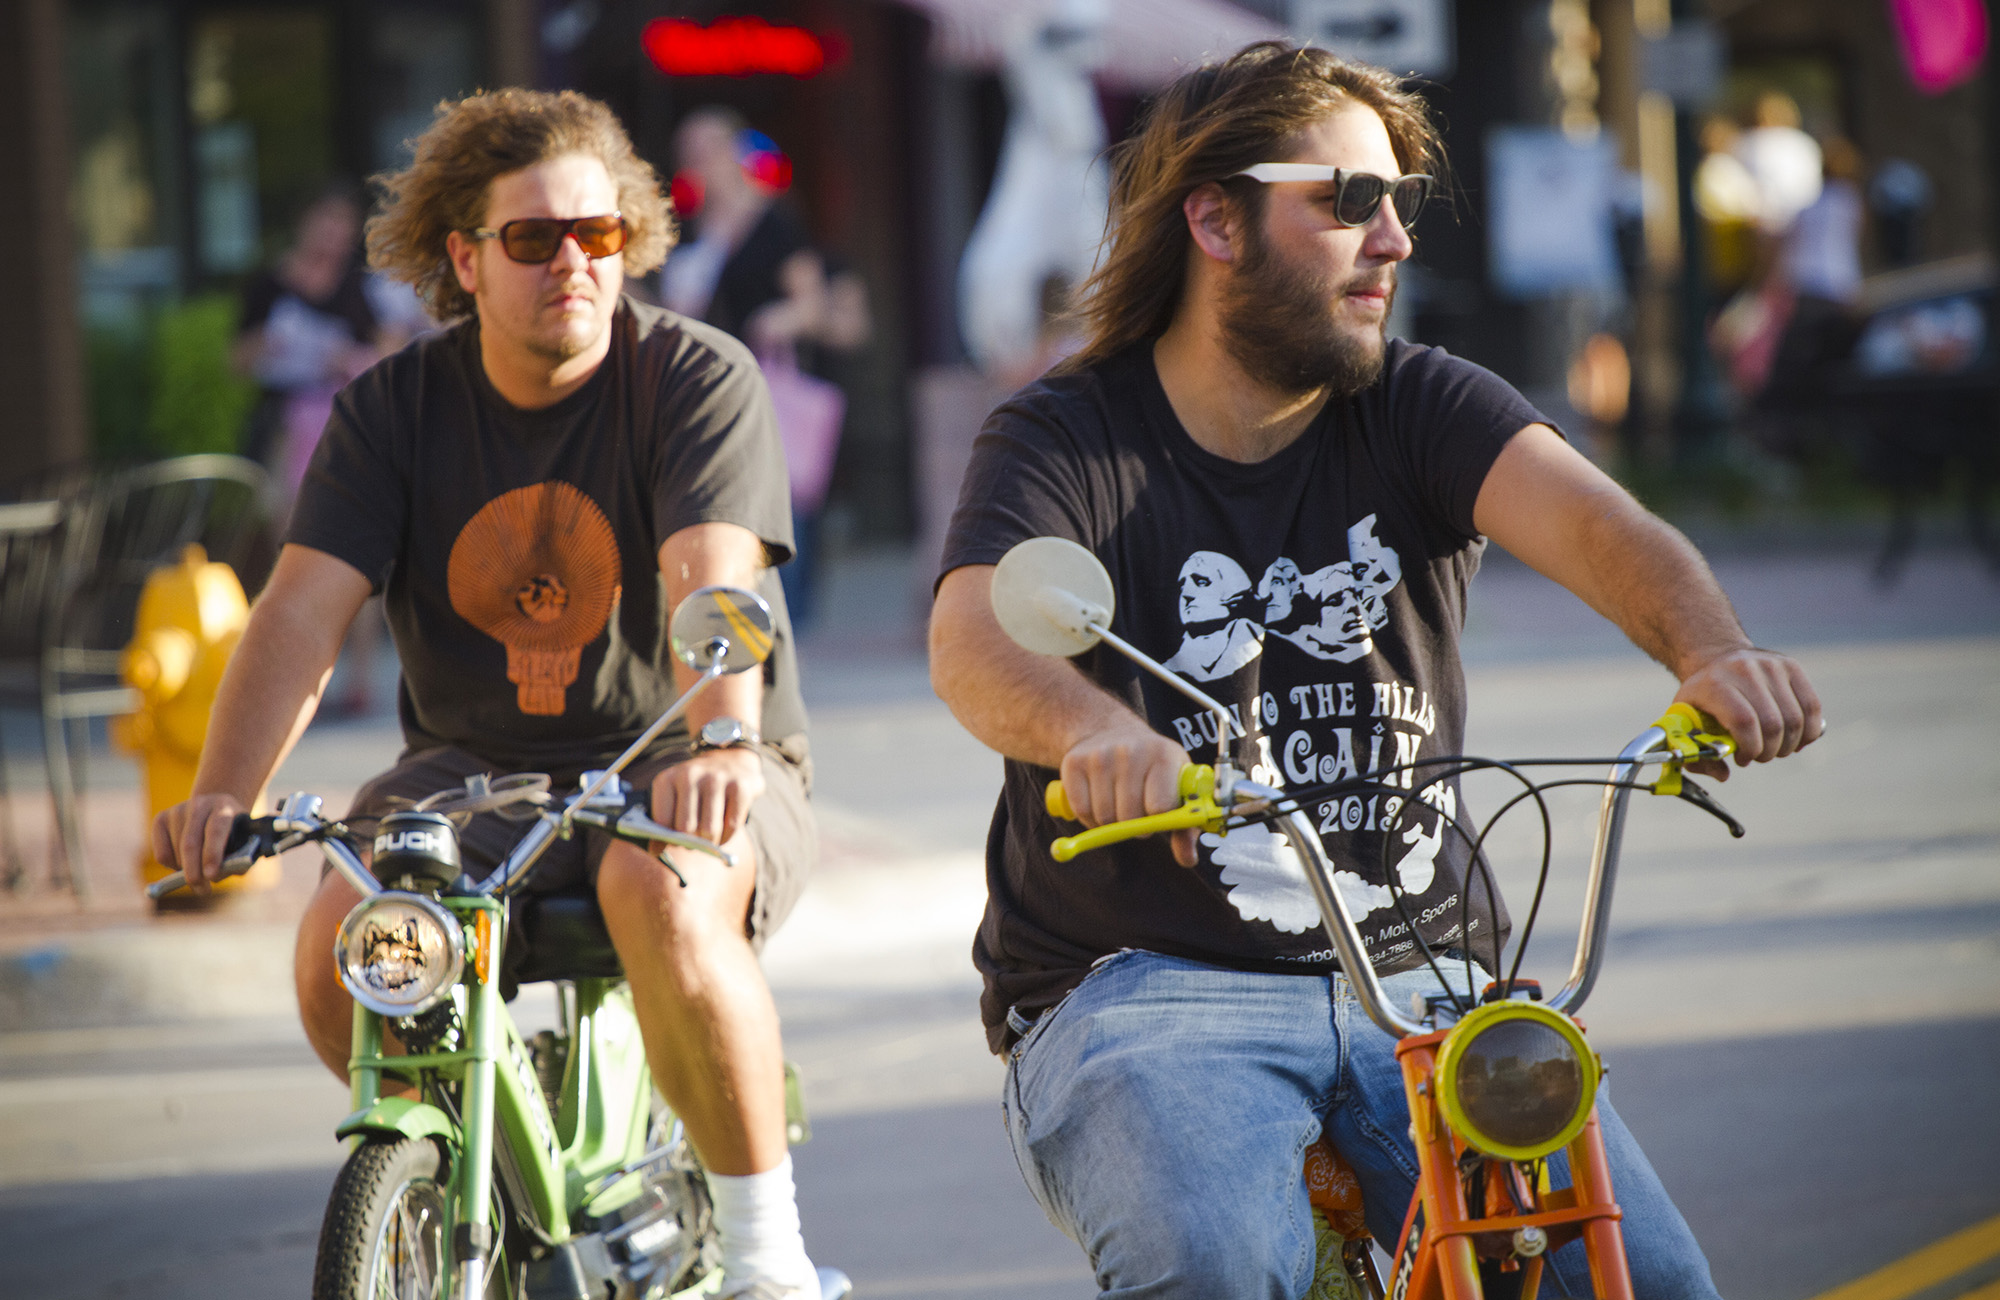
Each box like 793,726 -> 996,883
1652,704 -> 1736,795
1656,703 -> 1735,753
1047,765 -> 1224,862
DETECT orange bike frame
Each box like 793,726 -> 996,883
1386,1029 -> 1632,1300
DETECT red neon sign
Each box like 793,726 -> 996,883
642,16 -> 832,78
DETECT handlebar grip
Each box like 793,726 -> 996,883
1658,703 -> 1734,755
147,814 -> 269,900
222,813 -> 256,858
1652,704 -> 1735,797
1052,809 -> 1198,862
1047,765 -> 1222,862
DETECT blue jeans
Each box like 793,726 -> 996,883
1002,950 -> 1722,1299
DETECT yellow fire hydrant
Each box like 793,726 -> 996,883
116,544 -> 275,899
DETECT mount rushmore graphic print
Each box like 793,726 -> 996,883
1154,514 -> 1474,965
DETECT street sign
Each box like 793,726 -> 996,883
1486,126 -> 1620,299
1290,0 -> 1455,79
1640,20 -> 1724,108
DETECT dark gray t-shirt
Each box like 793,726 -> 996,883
289,296 -> 806,775
941,339 -> 1549,1052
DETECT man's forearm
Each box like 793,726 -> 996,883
193,598 -> 343,804
1474,428 -> 1752,683
660,522 -> 771,738
1570,505 -> 1752,680
190,544 -> 369,804
930,565 -> 1148,768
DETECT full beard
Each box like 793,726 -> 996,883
1218,220 -> 1392,399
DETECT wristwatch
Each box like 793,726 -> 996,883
694,716 -> 760,753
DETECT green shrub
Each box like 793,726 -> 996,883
85,316 -> 152,462
147,294 -> 256,456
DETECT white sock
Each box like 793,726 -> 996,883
708,1155 -> 818,1297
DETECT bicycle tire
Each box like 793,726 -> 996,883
313,1136 -> 511,1299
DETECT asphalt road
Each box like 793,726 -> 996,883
2,543 -> 1997,1299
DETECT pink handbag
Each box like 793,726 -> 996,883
760,348 -> 844,512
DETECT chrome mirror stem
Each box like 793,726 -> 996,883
565,646 -> 728,833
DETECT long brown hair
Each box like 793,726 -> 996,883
1067,42 -> 1443,370
367,89 -> 675,321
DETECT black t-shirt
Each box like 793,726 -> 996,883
940,339 -> 1550,1052
288,296 -> 806,775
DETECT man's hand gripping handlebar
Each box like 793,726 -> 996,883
1044,765 -> 1237,862
146,778 -> 739,901
1042,705 -> 1744,865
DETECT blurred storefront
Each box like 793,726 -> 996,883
54,0 -> 488,467
1400,0 -> 1994,463
11,0 -> 1993,523
14,0 -> 1274,537
551,0 -> 1278,549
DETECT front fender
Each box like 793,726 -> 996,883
336,1095 -> 460,1150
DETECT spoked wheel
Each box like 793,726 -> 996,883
314,1137 -> 508,1299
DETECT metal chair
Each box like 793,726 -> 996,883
0,493 -> 68,892
0,455 -> 270,897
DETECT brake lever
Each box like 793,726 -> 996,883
565,805 -> 737,887
1675,777 -> 1746,839
615,808 -> 737,867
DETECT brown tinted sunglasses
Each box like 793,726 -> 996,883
466,213 -> 628,263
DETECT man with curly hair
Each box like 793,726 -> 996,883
156,90 -> 828,1299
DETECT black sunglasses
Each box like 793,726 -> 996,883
466,213 -> 629,263
1229,165 -> 1434,230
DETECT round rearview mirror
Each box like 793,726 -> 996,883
991,537 -> 1115,658
670,586 -> 776,674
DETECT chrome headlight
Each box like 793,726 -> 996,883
1434,1000 -> 1600,1162
335,891 -> 465,1017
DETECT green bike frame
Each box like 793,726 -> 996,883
332,894 -> 677,1297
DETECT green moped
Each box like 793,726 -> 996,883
152,586 -> 848,1300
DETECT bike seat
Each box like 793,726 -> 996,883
504,893 -> 624,991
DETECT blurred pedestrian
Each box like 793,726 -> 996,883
1761,136 -> 1865,416
1693,115 -> 1760,297
660,108 -> 866,628
235,184 -> 386,493
1733,91 -> 1822,236
661,107 -> 824,353
1868,158 -> 1934,267
234,183 -> 413,718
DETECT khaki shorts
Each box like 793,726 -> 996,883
341,739 -> 815,949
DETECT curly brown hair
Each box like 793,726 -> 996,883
1066,42 -> 1443,370
366,89 -> 675,321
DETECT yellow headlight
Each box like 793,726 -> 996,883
1434,1000 -> 1600,1162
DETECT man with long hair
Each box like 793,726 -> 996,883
932,43 -> 1822,1296
156,90 -> 825,1298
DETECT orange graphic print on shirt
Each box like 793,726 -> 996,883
447,482 -> 622,716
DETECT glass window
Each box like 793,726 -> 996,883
186,10 -> 335,276
69,3 -> 183,324
371,8 -> 477,172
